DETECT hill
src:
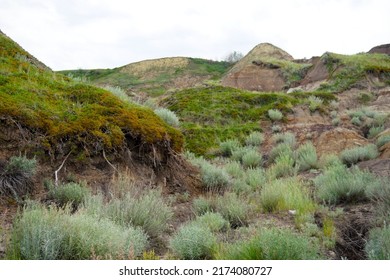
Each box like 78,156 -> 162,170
59,57 -> 232,96
2,33 -> 390,261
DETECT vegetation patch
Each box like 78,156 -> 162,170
164,86 -> 299,156
318,52 -> 390,92
0,32 -> 183,158
216,227 -> 321,260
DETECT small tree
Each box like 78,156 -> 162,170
224,51 -> 244,63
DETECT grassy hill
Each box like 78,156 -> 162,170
163,86 -> 335,156
0,31 -> 183,158
59,57 -> 232,96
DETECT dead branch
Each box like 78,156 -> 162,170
54,151 -> 71,186
103,149 -> 118,172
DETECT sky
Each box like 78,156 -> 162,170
1,0 -> 389,70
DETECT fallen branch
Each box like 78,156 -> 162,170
54,151 -> 71,186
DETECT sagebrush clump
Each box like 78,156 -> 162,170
0,156 -> 37,199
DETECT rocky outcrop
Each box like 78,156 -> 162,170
358,159 -> 390,178
221,43 -> 293,91
368,44 -> 390,55
314,128 -> 370,157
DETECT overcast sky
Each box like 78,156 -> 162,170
1,0 -> 389,70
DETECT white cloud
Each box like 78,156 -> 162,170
1,0 -> 389,70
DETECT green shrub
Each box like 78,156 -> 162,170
0,156 -> 37,199
215,192 -> 251,227
351,116 -> 362,126
169,223 -> 216,259
230,180 -> 252,194
191,157 -> 230,193
269,142 -> 294,163
365,177 -> 390,222
224,161 -> 245,179
154,108 -> 180,127
340,144 -> 379,165
271,125 -> 281,133
200,164 -> 230,193
377,134 -> 390,148
260,177 -> 314,215
65,213 -> 148,259
216,228 -> 321,260
268,109 -> 283,121
331,117 -> 340,126
105,189 -> 173,237
48,182 -> 90,209
8,203 -> 148,259
219,139 -> 241,157
314,164 -> 377,204
368,126 -> 385,139
241,149 -> 263,168
308,96 -> 323,112
267,153 -> 296,179
245,131 -> 264,147
230,146 -> 255,162
194,212 -> 230,232
192,197 -> 213,216
103,85 -> 132,103
296,142 -> 318,171
366,226 -> 390,260
244,168 -> 266,191
273,132 -> 296,147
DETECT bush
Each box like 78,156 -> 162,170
8,203 -> 148,259
154,108 -> 180,127
331,117 -> 340,126
169,223 -> 216,259
268,109 -> 283,121
105,189 -> 173,238
269,142 -> 294,163
260,177 -> 314,215
245,131 -> 264,147
351,116 -> 362,126
215,192 -> 251,227
192,197 -> 213,216
314,164 -> 377,204
103,86 -> 132,103
340,144 -> 379,165
241,149 -> 263,168
368,126 -> 385,139
224,161 -> 245,179
230,146 -> 255,162
216,228 -> 321,260
200,164 -> 230,193
296,142 -> 318,171
377,134 -> 390,148
219,139 -> 241,157
271,125 -> 281,133
308,96 -> 323,112
191,157 -> 230,193
273,132 -> 296,147
366,226 -> 390,260
0,156 -> 37,199
244,168 -> 266,191
267,153 -> 296,179
48,182 -> 90,209
194,212 -> 230,232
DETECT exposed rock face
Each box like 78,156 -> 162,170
368,44 -> 390,55
222,43 -> 293,91
222,64 -> 286,91
314,128 -> 370,157
299,56 -> 329,88
358,159 -> 390,178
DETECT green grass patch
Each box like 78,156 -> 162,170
0,32 -> 183,156
215,227 -> 321,260
164,86 -> 299,156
